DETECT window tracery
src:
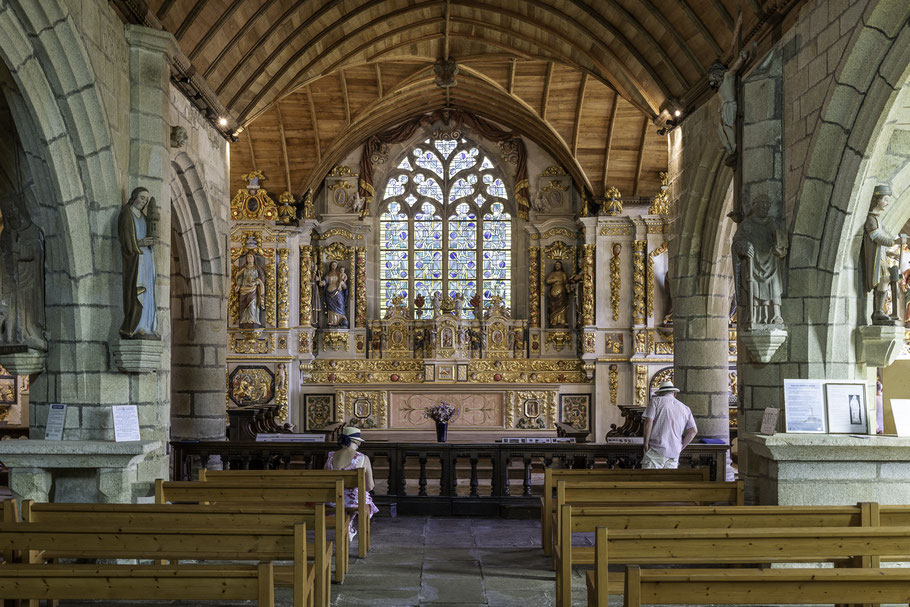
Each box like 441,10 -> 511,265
380,137 -> 513,319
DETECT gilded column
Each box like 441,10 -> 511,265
609,364 -> 618,406
529,246 -> 540,327
355,247 -> 367,327
582,244 -> 595,326
277,248 -> 290,328
299,245 -> 313,326
632,240 -> 646,325
610,244 -> 621,321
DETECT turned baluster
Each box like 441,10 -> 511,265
418,454 -> 428,497
469,454 -> 479,498
522,456 -> 532,496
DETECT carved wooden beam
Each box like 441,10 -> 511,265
376,64 -> 384,99
602,93 -> 619,193
174,0 -> 209,41
306,85 -> 322,163
572,73 -> 587,157
633,116 -> 648,196
245,130 -> 258,171
678,0 -> 723,57
340,69 -> 351,124
508,58 -> 517,95
275,100 -> 292,193
188,0 -> 245,59
541,61 -> 553,120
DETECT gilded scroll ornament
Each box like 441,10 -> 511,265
605,333 -> 623,354
320,228 -> 354,241
277,192 -> 296,225
544,240 -> 574,261
322,241 -> 351,261
541,227 -> 576,240
634,365 -> 648,407
650,367 -> 674,391
299,332 -> 311,353
329,165 -> 356,177
582,244 -> 595,326
231,171 -> 278,221
274,363 -> 289,423
542,166 -> 568,176
277,249 -> 290,328
337,390 -> 388,428
323,332 -> 349,351
355,248 -> 367,327
230,332 -> 275,354
299,245 -> 313,326
266,256 -> 276,327
529,246 -> 541,327
546,331 -> 571,352
611,244 -> 621,321
509,390 -> 556,429
604,186 -> 622,215
647,242 -> 669,319
632,241 -> 646,325
649,172 -> 671,215
600,225 -> 633,236
609,364 -> 618,406
583,333 -> 596,353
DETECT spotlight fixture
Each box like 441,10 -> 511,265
218,117 -> 228,127
674,109 -> 682,117
657,128 -> 667,136
177,76 -> 191,84
229,134 -> 239,143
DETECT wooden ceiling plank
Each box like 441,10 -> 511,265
633,115 -> 649,196
376,64 -> 384,99
307,85 -> 322,163
602,93 -> 619,192
340,69 -> 351,124
204,0 -> 281,79
677,0 -> 724,57
572,73 -> 587,157
275,100 -> 292,193
156,0 -> 176,22
541,61 -> 553,120
174,0 -> 209,42
508,58 -> 517,95
188,0 -> 245,60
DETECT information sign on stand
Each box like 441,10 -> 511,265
759,408 -> 779,435
112,405 -> 141,442
783,379 -> 827,433
44,403 -> 66,440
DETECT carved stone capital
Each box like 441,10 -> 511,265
111,339 -> 164,373
739,325 -> 788,364
0,347 -> 47,376
857,324 -> 904,368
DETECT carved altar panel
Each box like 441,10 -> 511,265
508,390 -> 557,429
389,392 -> 505,428
337,390 -> 388,429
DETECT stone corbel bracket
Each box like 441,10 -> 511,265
0,347 -> 47,376
857,324 -> 904,368
739,325 -> 788,364
111,339 -> 164,373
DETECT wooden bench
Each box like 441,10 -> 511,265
0,563 -> 277,606
540,468 -> 710,556
156,478 -> 351,583
20,500 -> 332,607
586,526 -> 910,607
0,521 -> 312,607
200,467 -> 372,557
552,480 -> 743,567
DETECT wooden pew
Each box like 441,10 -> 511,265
540,468 -> 710,556
565,502 -> 883,606
0,563 -> 277,606
586,525 -> 910,607
552,480 -> 743,566
0,521 -> 312,607
20,500 -> 332,607
200,467 -> 371,557
156,478 -> 351,583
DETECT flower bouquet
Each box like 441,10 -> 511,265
425,402 -> 458,423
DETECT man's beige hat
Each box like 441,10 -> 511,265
654,381 -> 680,394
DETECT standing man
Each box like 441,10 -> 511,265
642,381 -> 698,469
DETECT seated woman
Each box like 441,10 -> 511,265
325,426 -> 378,539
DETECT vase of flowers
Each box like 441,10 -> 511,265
425,401 -> 458,443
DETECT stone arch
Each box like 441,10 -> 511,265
169,152 -> 227,441
787,0 -> 910,374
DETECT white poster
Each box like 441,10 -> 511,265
44,403 -> 66,440
783,379 -> 826,433
825,382 -> 868,434
891,399 -> 910,437
112,405 -> 141,442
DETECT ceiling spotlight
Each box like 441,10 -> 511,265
229,134 -> 239,143
674,109 -> 682,117
657,128 -> 667,136
218,117 -> 228,127
177,76 -> 191,84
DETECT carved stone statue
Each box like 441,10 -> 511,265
237,252 -> 266,329
431,291 -> 442,318
321,261 -> 348,327
301,188 -> 315,220
545,260 -> 580,328
532,190 -> 551,213
0,198 -> 47,350
119,187 -> 158,338
708,13 -> 748,159
170,126 -> 188,149
862,185 -> 900,324
730,195 -> 787,329
453,292 -> 464,318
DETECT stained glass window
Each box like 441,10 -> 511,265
379,136 -> 513,319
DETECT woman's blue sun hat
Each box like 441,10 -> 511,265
342,426 -> 364,443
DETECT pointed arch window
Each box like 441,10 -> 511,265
379,137 -> 512,319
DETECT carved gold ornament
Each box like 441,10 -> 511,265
600,225 -> 633,236
647,242 -> 669,319
329,165 -> 356,177
546,331 -> 571,352
299,332 -> 311,353
541,227 -> 576,240
355,248 -> 367,327
320,228 -> 355,241
277,249 -> 290,328
583,332 -> 596,353
611,244 -> 621,321
635,365 -> 648,407
277,192 -> 296,225
322,241 -> 352,261
323,332 -> 349,351
230,176 -> 279,221
634,330 -> 648,354
544,241 -> 574,261
632,241 -> 646,325
582,244 -> 595,326
230,332 -> 275,355
649,172 -> 671,215
609,364 -> 618,406
508,390 -> 557,429
651,367 -> 674,390
605,333 -> 623,354
337,390 -> 388,429
299,245 -> 313,327
529,246 -> 541,327
542,166 -> 567,176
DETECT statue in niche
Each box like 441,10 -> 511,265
0,197 -> 47,350
730,195 -> 787,329
169,126 -> 188,149
119,187 -> 158,339
321,261 -> 348,327
531,190 -> 551,213
862,185 -> 901,324
545,260 -> 580,328
707,12 -> 748,160
236,251 -> 266,329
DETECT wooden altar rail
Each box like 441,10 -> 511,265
170,441 -> 728,516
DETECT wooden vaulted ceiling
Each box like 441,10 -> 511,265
142,0 -> 803,197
